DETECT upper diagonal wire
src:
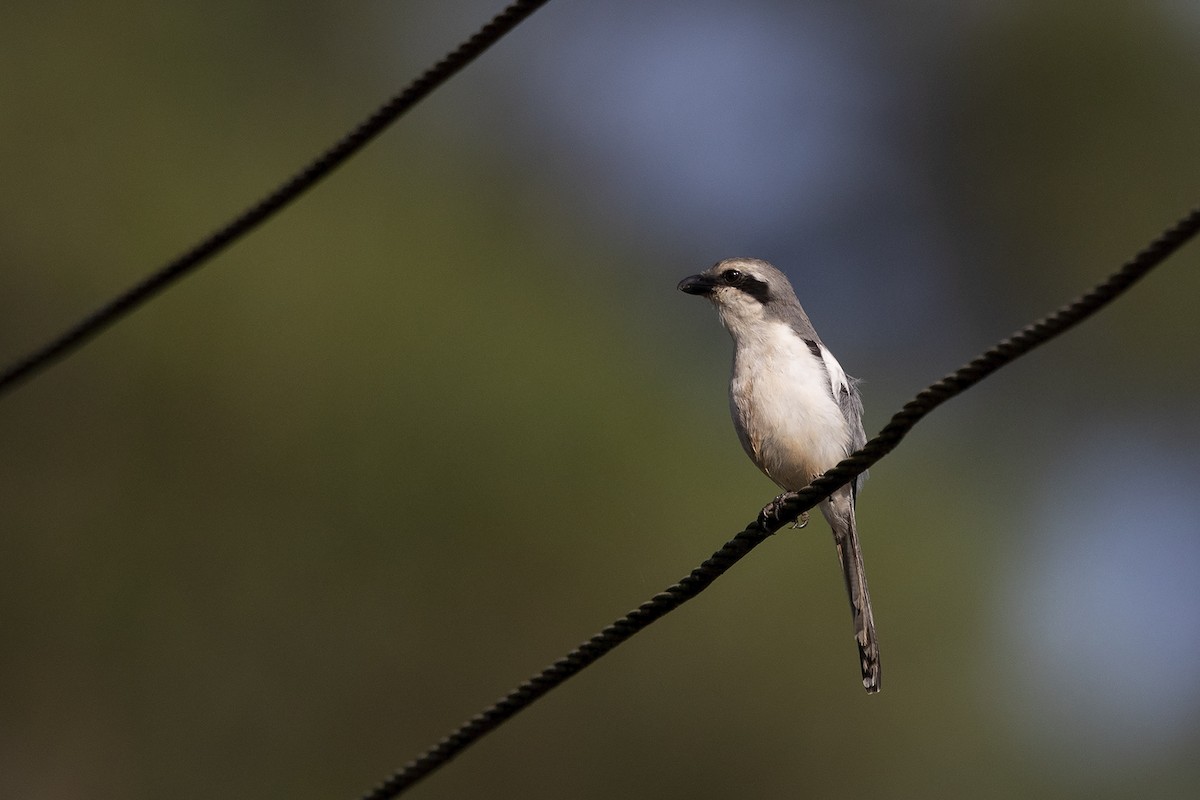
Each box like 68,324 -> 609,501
0,0 -> 552,399
360,205 -> 1200,799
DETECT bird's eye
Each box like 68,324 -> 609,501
720,269 -> 743,284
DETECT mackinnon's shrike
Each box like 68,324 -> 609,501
678,257 -> 880,693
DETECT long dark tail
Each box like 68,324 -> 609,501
824,489 -> 881,693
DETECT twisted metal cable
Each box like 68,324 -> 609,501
770,203 -> 1200,521
0,0 -> 552,399
362,205 -> 1200,799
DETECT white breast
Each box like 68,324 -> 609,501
728,320 -> 851,491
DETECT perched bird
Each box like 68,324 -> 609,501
678,257 -> 880,693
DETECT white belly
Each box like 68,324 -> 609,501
728,321 -> 851,491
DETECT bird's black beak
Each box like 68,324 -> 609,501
677,274 -> 715,296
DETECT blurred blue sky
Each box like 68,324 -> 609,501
999,426 -> 1200,777
441,0 -> 975,346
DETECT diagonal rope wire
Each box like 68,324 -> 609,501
0,0 -> 552,400
361,205 -> 1200,800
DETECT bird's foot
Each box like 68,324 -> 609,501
759,492 -> 807,531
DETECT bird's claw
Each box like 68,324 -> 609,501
760,492 -> 808,531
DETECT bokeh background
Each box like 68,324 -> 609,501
2,1 -> 1199,797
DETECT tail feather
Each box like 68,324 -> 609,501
823,489 -> 881,693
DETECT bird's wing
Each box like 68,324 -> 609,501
802,336 -> 869,498
837,376 -> 868,499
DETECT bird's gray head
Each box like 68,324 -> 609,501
677,257 -> 813,339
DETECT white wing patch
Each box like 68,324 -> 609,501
818,344 -> 850,399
